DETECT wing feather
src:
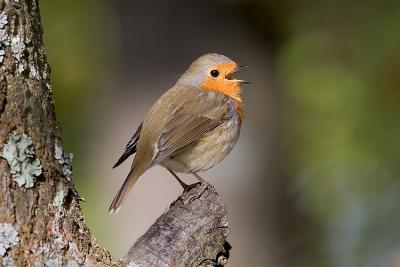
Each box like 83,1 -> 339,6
151,98 -> 232,165
112,122 -> 143,168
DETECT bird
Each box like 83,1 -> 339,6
109,53 -> 249,214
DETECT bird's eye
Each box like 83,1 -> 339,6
210,70 -> 220,78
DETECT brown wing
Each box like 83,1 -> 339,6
112,122 -> 143,168
150,97 -> 233,166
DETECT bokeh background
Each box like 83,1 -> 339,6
40,1 -> 400,266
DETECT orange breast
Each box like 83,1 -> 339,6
201,79 -> 244,124
199,62 -> 244,124
234,99 -> 244,125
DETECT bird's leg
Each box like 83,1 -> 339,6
166,168 -> 189,190
191,172 -> 208,185
167,168 -> 201,203
180,172 -> 209,203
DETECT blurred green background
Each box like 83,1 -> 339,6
40,0 -> 400,266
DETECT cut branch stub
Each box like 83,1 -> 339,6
124,183 -> 230,267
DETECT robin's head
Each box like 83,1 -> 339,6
178,53 -> 249,102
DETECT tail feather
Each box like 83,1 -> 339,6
109,169 -> 141,214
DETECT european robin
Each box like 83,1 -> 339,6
109,53 -> 249,213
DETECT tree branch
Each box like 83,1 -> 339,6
124,183 -> 230,267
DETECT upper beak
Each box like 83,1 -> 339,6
233,65 -> 249,73
229,65 -> 250,84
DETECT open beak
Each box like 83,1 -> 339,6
228,65 -> 250,84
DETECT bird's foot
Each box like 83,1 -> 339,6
179,181 -> 209,205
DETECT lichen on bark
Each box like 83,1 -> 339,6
1,131 -> 42,188
0,223 -> 19,256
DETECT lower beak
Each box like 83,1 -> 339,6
232,79 -> 250,84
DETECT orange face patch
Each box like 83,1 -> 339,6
200,63 -> 242,102
200,63 -> 244,123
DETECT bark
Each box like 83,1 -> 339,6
125,183 -> 230,267
0,1 -> 229,266
0,0 -> 119,266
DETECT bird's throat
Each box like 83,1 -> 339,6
200,78 -> 242,102
200,78 -> 244,123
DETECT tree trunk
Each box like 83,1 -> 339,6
0,1 -> 229,266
